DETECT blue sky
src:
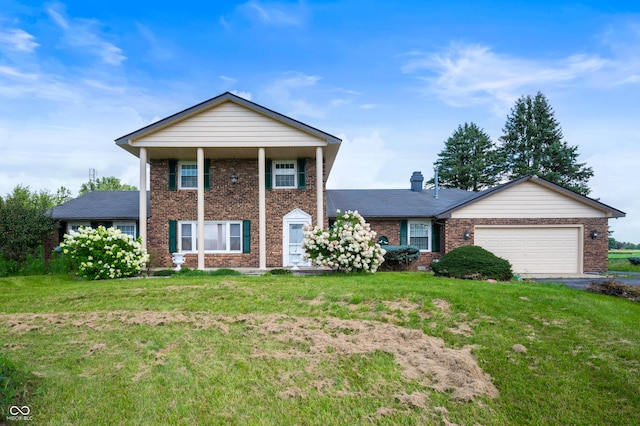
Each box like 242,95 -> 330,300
1,0 -> 639,242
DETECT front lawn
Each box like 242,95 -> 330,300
1,273 -> 639,425
609,250 -> 640,272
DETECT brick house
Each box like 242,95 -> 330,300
51,92 -> 625,275
114,92 -> 340,270
328,172 -> 625,275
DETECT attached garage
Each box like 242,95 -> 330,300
474,226 -> 582,275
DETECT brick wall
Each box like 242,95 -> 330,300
367,219 -> 444,271
148,157 -> 324,268
444,217 -> 609,273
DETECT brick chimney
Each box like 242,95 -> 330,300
410,171 -> 424,192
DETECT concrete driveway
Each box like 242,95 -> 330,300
531,272 -> 640,290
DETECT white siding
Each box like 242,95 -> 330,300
475,226 -> 582,275
133,102 -> 325,146
452,181 -> 607,218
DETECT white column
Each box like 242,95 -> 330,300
138,147 -> 147,250
258,148 -> 267,269
197,148 -> 205,270
316,146 -> 324,227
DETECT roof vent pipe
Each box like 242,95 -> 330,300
434,168 -> 439,199
410,171 -> 424,192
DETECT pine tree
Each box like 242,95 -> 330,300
431,122 -> 504,191
499,92 -> 593,195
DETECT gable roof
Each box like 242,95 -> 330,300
115,91 -> 342,148
435,175 -> 626,218
50,191 -> 149,220
326,188 -> 475,218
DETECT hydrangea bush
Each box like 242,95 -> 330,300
60,226 -> 149,280
302,210 -> 386,273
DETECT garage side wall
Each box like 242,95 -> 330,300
444,218 -> 609,273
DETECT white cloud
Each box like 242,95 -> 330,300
402,43 -> 610,115
46,3 -> 126,66
238,0 -> 308,27
327,132 -> 401,189
0,28 -> 39,52
231,90 -> 252,100
262,72 -> 326,118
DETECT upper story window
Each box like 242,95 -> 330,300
273,161 -> 296,188
179,162 -> 198,189
409,221 -> 431,251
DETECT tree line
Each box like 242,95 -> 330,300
430,92 -> 593,196
0,175 -> 136,268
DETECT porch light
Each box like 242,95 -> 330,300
230,172 -> 238,184
590,229 -> 599,239
463,229 -> 471,240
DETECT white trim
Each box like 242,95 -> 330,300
408,220 -> 432,252
272,160 -> 297,188
114,221 -> 137,238
283,209 -> 312,267
197,148 -> 205,269
178,221 -> 243,253
178,161 -> 198,189
258,148 -> 266,269
139,147 -> 147,249
316,147 -> 323,226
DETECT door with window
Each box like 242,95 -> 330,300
283,209 -> 312,267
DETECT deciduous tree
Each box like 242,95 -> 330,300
79,176 -> 137,195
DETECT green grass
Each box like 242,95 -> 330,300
1,273 -> 639,425
608,250 -> 640,272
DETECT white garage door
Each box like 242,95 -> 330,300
474,226 -> 581,275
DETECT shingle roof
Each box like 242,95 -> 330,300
50,191 -> 149,220
326,188 -> 476,218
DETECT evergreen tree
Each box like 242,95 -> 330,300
430,122 -> 504,191
499,92 -> 593,195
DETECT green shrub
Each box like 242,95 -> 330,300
381,245 -> 421,271
60,226 -> 149,280
432,245 -> 513,281
302,210 -> 386,273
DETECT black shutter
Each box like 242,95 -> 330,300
168,160 -> 177,190
297,158 -> 306,189
169,220 -> 177,253
265,159 -> 272,190
400,220 -> 408,245
432,222 -> 441,252
242,220 -> 251,253
204,159 -> 211,190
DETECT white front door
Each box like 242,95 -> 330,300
283,209 -> 312,267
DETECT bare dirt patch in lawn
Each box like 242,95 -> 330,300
0,309 -> 497,403
249,315 -> 498,401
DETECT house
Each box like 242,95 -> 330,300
50,92 -> 625,275
50,191 -> 148,240
328,172 -> 625,276
114,92 -> 341,270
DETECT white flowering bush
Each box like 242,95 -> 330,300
60,226 -> 149,280
302,210 -> 386,273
